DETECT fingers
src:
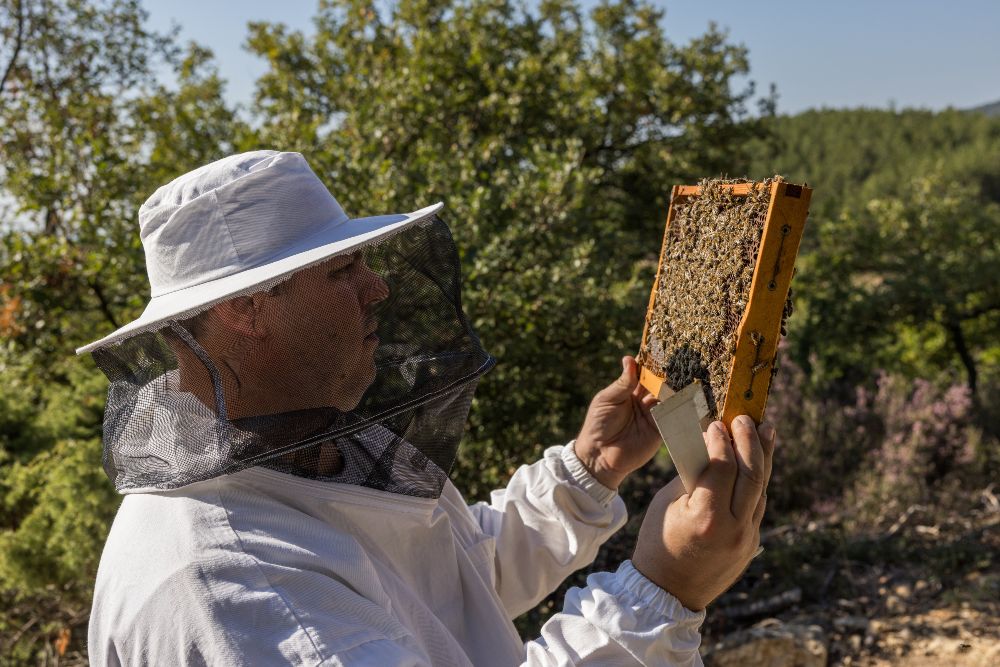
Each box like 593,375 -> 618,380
632,365 -> 651,400
757,421 -> 776,488
619,356 -> 637,388
731,415 -> 766,520
690,420 -> 737,511
603,355 -> 661,408
625,356 -> 659,404
752,493 -> 767,529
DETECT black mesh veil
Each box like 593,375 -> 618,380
91,215 -> 494,498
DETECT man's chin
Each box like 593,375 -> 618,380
328,370 -> 376,413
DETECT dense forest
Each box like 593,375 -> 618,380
1,0 -> 997,662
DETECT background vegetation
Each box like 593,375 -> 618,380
1,0 -> 997,663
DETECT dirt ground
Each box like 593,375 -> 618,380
859,607 -> 1000,666
701,493 -> 1000,666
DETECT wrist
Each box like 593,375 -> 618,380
572,440 -> 626,489
631,550 -> 707,612
619,560 -> 708,620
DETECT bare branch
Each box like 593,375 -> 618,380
88,279 -> 120,330
0,0 -> 26,94
719,587 -> 802,620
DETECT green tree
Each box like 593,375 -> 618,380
0,1 -> 245,370
244,0 -> 772,498
793,175 -> 1000,398
747,108 -> 1000,426
1,0 -> 243,659
748,108 -> 1000,246
2,0 -> 772,656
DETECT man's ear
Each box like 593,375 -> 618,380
212,296 -> 266,339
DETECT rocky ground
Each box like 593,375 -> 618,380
701,488 -> 1000,666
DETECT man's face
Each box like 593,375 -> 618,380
244,252 -> 389,414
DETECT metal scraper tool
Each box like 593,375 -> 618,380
650,380 -> 712,495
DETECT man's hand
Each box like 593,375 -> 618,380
632,416 -> 776,611
574,356 -> 662,489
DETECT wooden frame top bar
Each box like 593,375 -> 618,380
673,183 -> 771,197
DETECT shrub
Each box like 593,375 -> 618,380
764,352 -> 984,522
851,374 -> 980,512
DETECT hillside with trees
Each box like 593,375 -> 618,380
1,0 -> 997,663
970,99 -> 1000,117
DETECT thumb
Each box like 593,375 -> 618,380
604,356 -> 638,399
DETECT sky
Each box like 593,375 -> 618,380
145,0 -> 1000,115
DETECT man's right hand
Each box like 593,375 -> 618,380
632,415 -> 776,612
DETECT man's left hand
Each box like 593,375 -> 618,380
574,356 -> 662,490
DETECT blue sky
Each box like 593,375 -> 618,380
145,0 -> 1000,114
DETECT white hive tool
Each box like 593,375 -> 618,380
649,380 -> 712,495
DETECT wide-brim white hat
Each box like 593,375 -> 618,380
76,151 -> 443,355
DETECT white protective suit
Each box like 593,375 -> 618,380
89,444 -> 706,666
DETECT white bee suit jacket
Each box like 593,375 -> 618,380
88,445 -> 706,666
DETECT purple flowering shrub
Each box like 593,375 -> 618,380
853,374 -> 979,510
872,376 -> 976,482
764,355 -> 878,518
764,353 -> 982,522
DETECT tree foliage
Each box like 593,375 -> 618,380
797,175 -> 1000,393
243,0 -> 770,496
1,0 -> 998,661
752,110 -> 1000,407
0,0 -> 242,658
748,108 -> 1000,226
0,0 -> 244,369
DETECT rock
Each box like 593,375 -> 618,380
833,615 -> 869,633
703,622 -> 827,667
885,594 -> 906,614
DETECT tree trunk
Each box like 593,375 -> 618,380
944,318 -> 977,395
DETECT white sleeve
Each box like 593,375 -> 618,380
331,568 -> 706,667
522,560 -> 706,666
468,444 -> 627,618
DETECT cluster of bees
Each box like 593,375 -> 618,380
640,177 -> 781,418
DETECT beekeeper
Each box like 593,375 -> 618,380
80,151 -> 775,666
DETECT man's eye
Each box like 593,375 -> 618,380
328,256 -> 358,277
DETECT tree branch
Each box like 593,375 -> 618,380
88,280 -> 120,330
944,317 -> 977,395
0,0 -> 26,94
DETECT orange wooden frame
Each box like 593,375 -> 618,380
638,180 -> 812,427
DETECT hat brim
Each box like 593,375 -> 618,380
75,202 -> 444,355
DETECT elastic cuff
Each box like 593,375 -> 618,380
560,442 -> 618,507
617,560 -> 706,626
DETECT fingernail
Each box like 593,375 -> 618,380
736,415 -> 754,429
711,420 -> 726,435
759,422 -> 775,443
622,357 -> 629,372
